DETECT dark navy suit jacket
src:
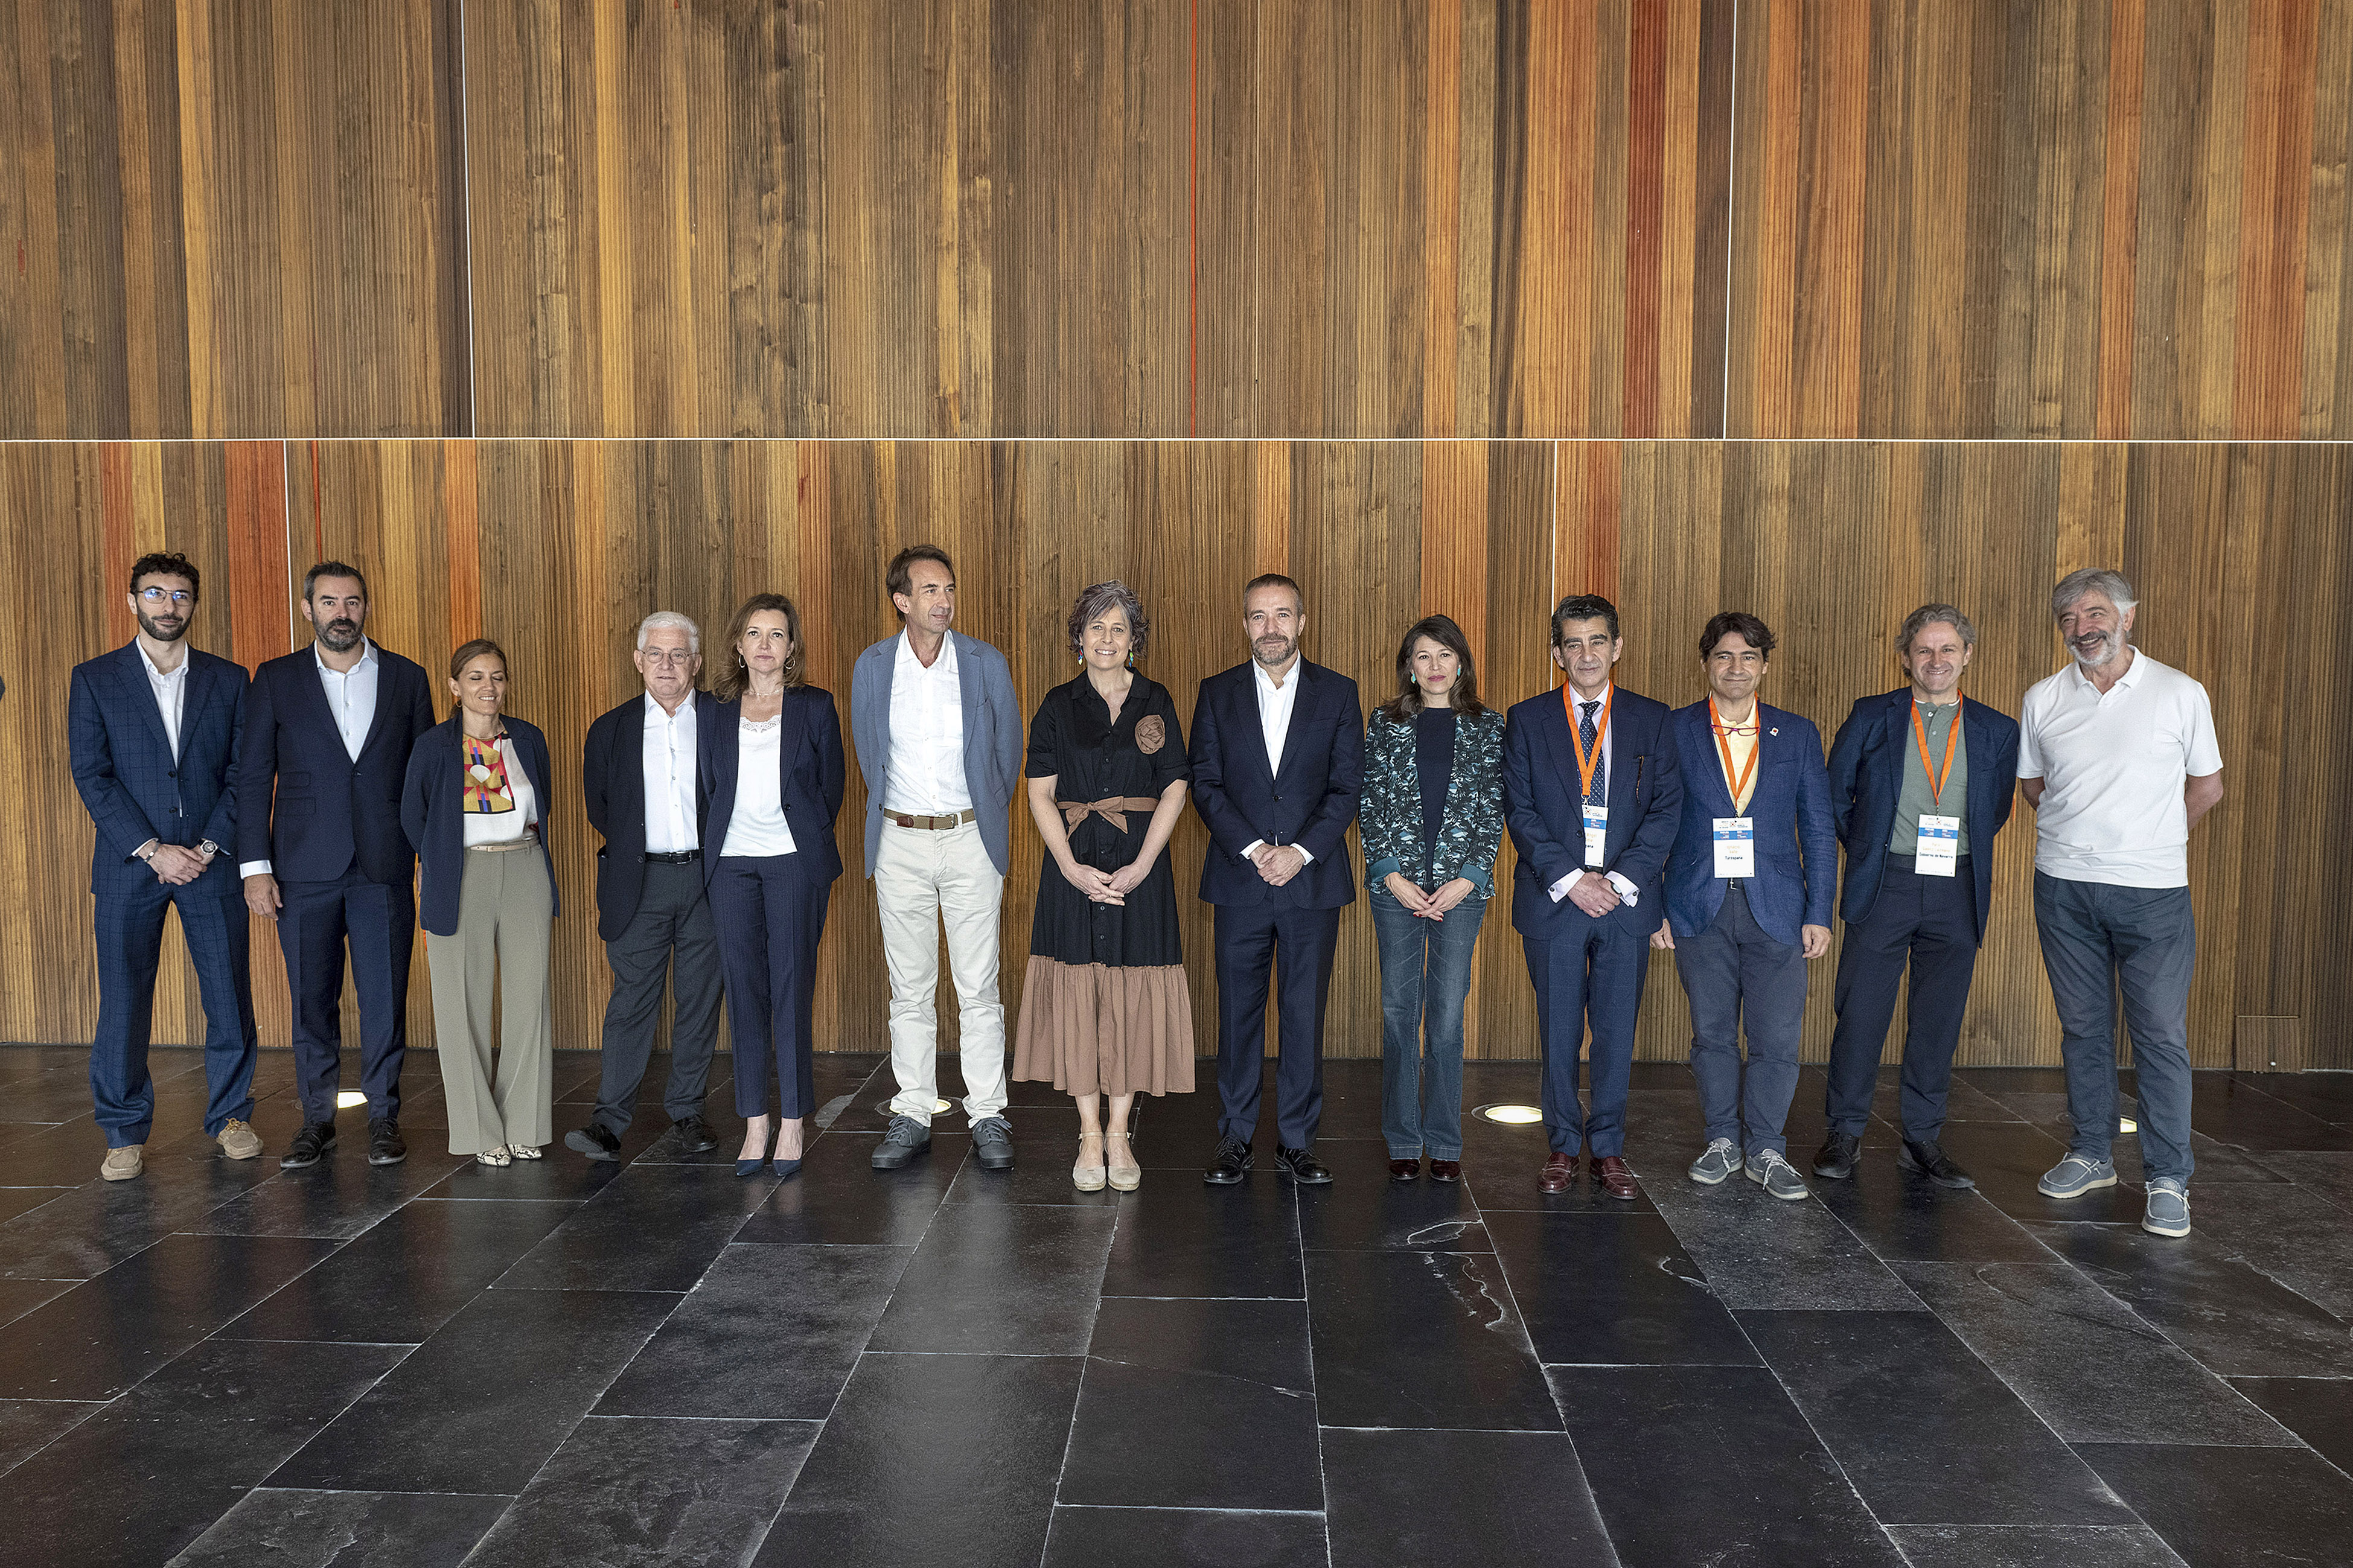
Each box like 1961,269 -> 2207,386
1825,688 -> 2020,943
400,716 -> 561,937
1662,700 -> 1838,947
237,645 -> 436,886
1188,660 -> 1365,910
68,643 -> 247,896
698,687 -> 848,887
1502,684 -> 1683,940
584,691 -> 719,940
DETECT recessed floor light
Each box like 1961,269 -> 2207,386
336,1091 -> 368,1109
1475,1103 -> 1544,1126
2119,1117 -> 2138,1134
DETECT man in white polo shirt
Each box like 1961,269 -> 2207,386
2017,568 -> 2223,1238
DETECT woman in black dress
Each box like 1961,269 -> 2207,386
1011,581 -> 1195,1193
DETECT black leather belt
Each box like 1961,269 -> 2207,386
642,850 -> 700,864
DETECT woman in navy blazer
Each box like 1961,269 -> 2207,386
400,639 -> 560,1166
701,593 -> 847,1176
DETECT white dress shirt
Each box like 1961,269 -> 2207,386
461,736 -> 540,846
883,631 -> 972,815
642,693 -> 700,853
721,716 -> 799,857
1547,683 -> 1639,907
1243,658 -> 1314,864
240,639 -> 378,879
136,642 -> 190,760
2016,648 -> 2222,888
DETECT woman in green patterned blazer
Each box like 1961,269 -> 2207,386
1360,614 -> 1507,1182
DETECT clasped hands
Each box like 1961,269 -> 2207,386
1060,856 -> 1151,905
1383,872 -> 1477,920
1248,843 -> 1308,888
139,841 -> 212,887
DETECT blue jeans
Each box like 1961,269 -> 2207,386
1371,886 -> 1487,1159
2033,872 -> 2196,1184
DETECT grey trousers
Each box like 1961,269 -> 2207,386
425,846 -> 555,1156
1678,884 -> 1809,1156
2033,872 -> 2197,1184
592,860 -> 724,1134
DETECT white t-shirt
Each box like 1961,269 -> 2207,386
2016,648 -> 2221,888
721,715 -> 799,857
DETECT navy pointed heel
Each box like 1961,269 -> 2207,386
735,1158 -> 766,1178
771,1158 -> 802,1179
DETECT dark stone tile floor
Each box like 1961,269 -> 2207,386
0,1045 -> 2345,1567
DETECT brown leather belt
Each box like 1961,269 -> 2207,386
883,808 -> 977,830
1059,797 -> 1160,833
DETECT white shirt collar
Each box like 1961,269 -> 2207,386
643,690 -> 696,723
136,642 -> 189,682
1253,655 -> 1302,695
314,637 -> 377,675
2063,645 -> 2142,693
1566,680 -> 1612,710
897,628 -> 957,675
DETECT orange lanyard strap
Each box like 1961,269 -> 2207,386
1708,697 -> 1759,807
1562,683 -> 1612,802
1910,697 -> 1962,808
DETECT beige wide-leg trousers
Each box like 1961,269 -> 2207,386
426,844 -> 554,1156
875,818 -> 1007,1126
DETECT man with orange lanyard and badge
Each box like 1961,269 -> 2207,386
1815,605 -> 2019,1190
1501,595 -> 1682,1198
1655,612 -> 1837,1200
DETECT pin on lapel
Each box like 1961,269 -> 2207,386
1769,727 -> 1779,736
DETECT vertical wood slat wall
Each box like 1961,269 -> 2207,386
2,0 -> 2348,1069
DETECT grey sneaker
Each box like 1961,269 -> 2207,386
1687,1137 -> 1743,1185
2143,1178 -> 2190,1238
870,1115 -> 933,1170
1745,1149 -> 1811,1200
970,1115 -> 1015,1171
2037,1153 -> 2118,1198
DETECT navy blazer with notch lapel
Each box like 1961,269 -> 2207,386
584,690 -> 720,940
1662,699 -> 1839,947
1825,687 -> 2020,944
69,643 -> 247,896
400,715 -> 561,937
1188,659 -> 1365,910
1502,683 -> 1684,940
236,643 -> 436,886
698,686 -> 848,885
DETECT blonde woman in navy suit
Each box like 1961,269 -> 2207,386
703,594 -> 847,1177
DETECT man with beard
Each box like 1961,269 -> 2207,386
68,553 -> 261,1180
2019,569 -> 2221,1238
239,563 -> 436,1168
1191,574 -> 1364,1185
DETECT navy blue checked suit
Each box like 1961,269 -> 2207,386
1503,684 -> 1682,1157
68,643 -> 257,1147
1189,660 -> 1365,1150
238,645 -> 436,1126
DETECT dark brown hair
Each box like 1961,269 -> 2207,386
1379,614 -> 1487,721
1066,581 -> 1151,660
886,544 -> 955,622
302,560 -> 369,603
129,550 -> 200,599
447,638 -> 507,681
1699,611 -> 1777,661
1550,593 -> 1620,645
715,593 -> 805,701
1242,573 -> 1304,611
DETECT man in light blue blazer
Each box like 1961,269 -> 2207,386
848,545 -> 1025,1173
67,552 -> 260,1181
1655,611 -> 1837,1200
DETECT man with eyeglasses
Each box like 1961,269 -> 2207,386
240,561 -> 436,1169
68,552 -> 261,1180
566,611 -> 727,1162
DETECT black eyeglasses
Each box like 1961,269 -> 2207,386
137,588 -> 194,606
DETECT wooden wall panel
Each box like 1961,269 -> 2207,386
0,0 -> 468,439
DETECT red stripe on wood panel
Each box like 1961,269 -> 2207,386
444,439 -> 480,641
1555,444 -> 1623,618
1253,441 -> 1290,576
2098,0 -> 2147,439
1624,0 -> 1668,437
223,441 -> 292,670
101,445 -> 136,646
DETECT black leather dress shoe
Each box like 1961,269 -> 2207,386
566,1123 -> 623,1161
367,1118 -> 407,1166
1203,1135 -> 1252,1185
281,1121 -> 336,1169
672,1114 -> 719,1154
1898,1138 -> 1976,1189
1427,1159 -> 1461,1184
1274,1146 -> 1333,1185
1813,1132 -> 1862,1181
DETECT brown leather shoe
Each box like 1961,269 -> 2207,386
1539,1151 -> 1576,1193
1388,1158 -> 1420,1182
1428,1159 -> 1461,1184
1593,1154 -> 1639,1200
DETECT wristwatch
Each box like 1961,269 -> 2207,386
135,843 -> 158,862
199,840 -> 219,858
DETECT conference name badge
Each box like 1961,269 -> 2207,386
1582,803 -> 1608,866
1713,817 -> 1754,878
1915,814 -> 1960,876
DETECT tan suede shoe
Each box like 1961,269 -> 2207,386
100,1144 -> 145,1182
217,1120 -> 263,1160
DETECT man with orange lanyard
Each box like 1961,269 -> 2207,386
1814,605 -> 2019,1190
1655,612 -> 1838,1199
1501,594 -> 1682,1198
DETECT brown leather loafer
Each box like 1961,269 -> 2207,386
1428,1159 -> 1461,1184
1593,1154 -> 1639,1200
1539,1151 -> 1576,1193
1388,1158 -> 1420,1182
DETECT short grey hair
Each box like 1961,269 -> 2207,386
1067,580 -> 1151,658
2052,568 -> 2137,620
635,610 -> 701,655
1897,602 -> 1976,655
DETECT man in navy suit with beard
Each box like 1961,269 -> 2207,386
1191,575 -> 1364,1186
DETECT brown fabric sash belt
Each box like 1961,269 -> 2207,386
1059,797 -> 1161,833
883,808 -> 977,830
